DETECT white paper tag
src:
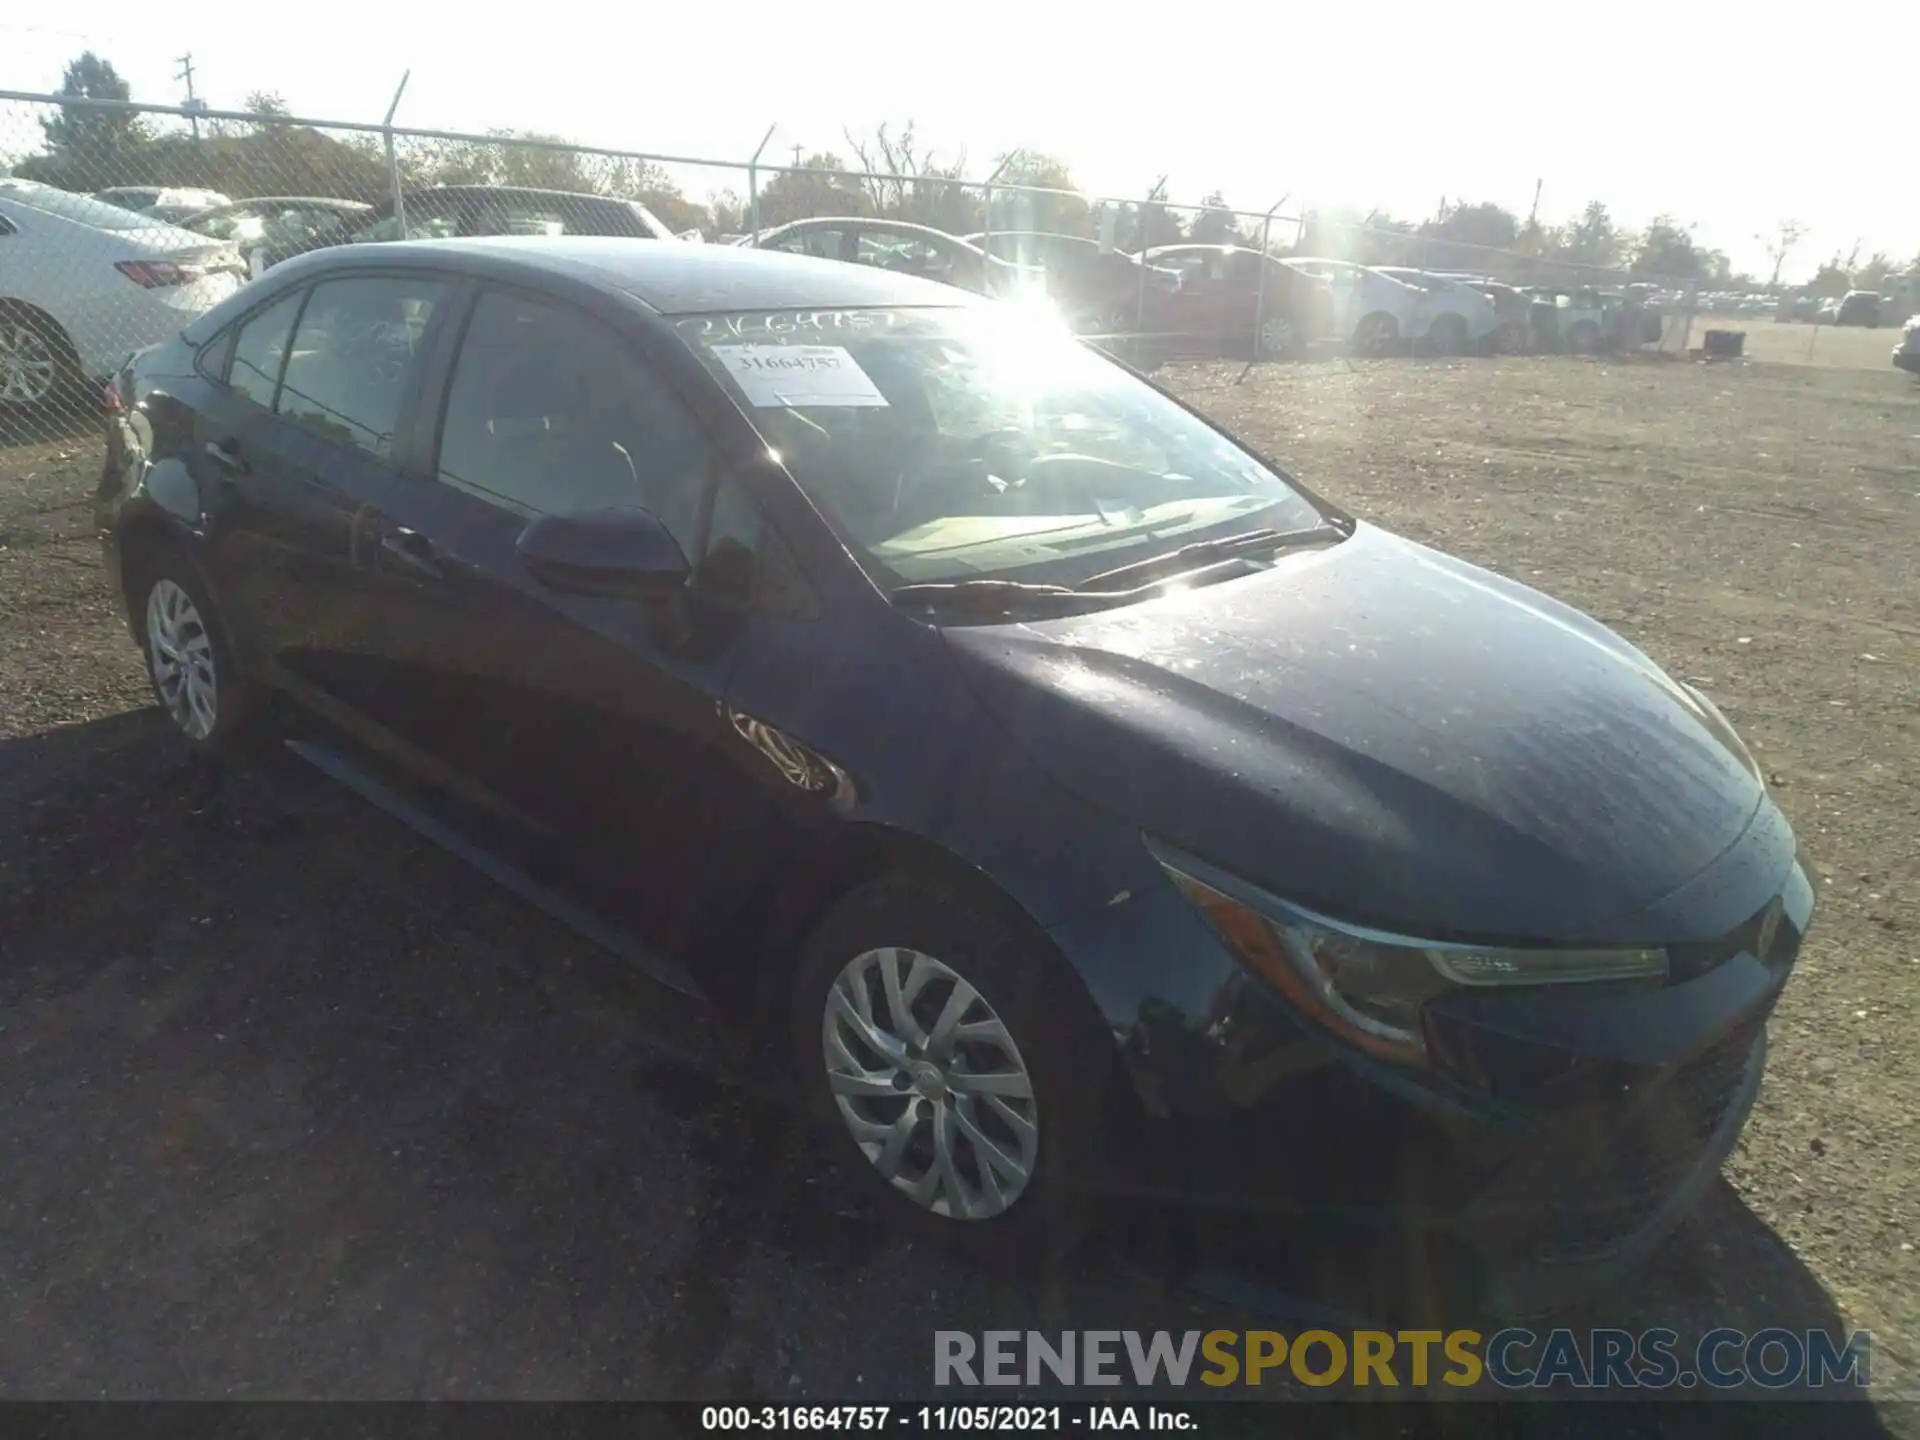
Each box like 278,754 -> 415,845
711,344 -> 889,408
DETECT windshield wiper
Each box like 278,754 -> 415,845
1077,521 -> 1348,592
888,578 -> 1126,617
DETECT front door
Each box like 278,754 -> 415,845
342,285 -> 771,956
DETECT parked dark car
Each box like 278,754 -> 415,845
1140,244 -> 1335,359
99,239 -> 1812,1300
1834,291 -> 1882,328
965,230 -> 1177,324
745,217 -> 1030,299
348,185 -> 676,244
1443,275 -> 1553,353
181,196 -> 374,273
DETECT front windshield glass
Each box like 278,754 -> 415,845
676,306 -> 1323,588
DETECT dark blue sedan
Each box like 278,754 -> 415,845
98,238 -> 1813,1299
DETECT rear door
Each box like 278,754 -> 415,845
195,271 -> 454,701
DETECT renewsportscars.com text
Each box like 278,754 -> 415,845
933,1328 -> 1873,1391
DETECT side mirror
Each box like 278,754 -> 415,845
517,507 -> 689,599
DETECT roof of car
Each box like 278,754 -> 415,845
202,196 -> 373,211
298,235 -> 982,315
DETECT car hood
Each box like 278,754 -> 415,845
943,524 -> 1767,943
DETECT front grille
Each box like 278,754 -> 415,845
1471,1015 -> 1766,1265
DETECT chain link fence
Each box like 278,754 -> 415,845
4,89 -> 1703,449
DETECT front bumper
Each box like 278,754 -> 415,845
1050,824 -> 1809,1286
1894,347 -> 1920,374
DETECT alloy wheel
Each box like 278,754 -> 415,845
822,946 -> 1040,1220
146,578 -> 219,740
1258,315 -> 1295,357
1356,315 -> 1397,356
0,321 -> 58,406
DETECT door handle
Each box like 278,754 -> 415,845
205,439 -> 247,474
378,526 -> 443,580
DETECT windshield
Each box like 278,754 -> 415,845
0,181 -> 177,232
676,306 -> 1323,589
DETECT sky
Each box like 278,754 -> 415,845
3,2 -> 1915,283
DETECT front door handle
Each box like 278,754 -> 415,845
205,439 -> 247,474
378,526 -> 443,580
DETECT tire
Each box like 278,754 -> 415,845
1353,311 -> 1400,357
1495,321 -> 1531,355
790,873 -> 1110,1264
127,546 -> 269,758
1255,311 -> 1300,359
1424,314 -> 1468,357
0,304 -> 84,415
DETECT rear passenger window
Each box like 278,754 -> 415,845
275,276 -> 445,459
434,291 -> 710,551
225,291 -> 303,408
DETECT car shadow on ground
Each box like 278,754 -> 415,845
0,712 -> 1904,1423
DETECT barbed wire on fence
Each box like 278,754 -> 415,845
0,87 -> 1747,449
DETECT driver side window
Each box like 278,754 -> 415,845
434,291 -> 710,552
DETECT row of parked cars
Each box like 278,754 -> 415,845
3,176 -> 1665,414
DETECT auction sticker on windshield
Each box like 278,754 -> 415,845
711,344 -> 889,408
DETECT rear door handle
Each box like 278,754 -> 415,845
378,525 -> 444,580
205,440 -> 247,474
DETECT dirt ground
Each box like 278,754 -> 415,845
1,351 -> 1917,1424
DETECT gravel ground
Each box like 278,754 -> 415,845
1,354 -> 1916,1428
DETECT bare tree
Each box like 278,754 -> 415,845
843,121 -> 972,228
1760,219 -> 1807,289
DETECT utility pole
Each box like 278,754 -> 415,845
176,53 -> 201,142
790,143 -> 803,168
1527,178 -> 1542,235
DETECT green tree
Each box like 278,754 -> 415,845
1805,255 -> 1854,298
23,52 -> 152,189
1189,190 -> 1236,245
1853,252 -> 1898,291
756,151 -> 868,226
1631,215 -> 1711,280
987,150 -> 1089,237
1418,198 -> 1520,266
1554,200 -> 1620,270
244,90 -> 290,119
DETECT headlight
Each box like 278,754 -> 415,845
1147,839 -> 1668,1065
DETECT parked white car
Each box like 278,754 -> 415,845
1372,267 -> 1501,353
1,179 -> 245,409
1280,257 -> 1433,355
94,186 -> 233,224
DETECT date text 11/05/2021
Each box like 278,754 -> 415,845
701,1408 -> 1194,1432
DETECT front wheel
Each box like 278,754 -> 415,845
791,875 -> 1107,1262
1424,314 -> 1468,357
1353,311 -> 1400,357
1256,312 -> 1300,359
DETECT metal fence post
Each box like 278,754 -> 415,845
747,123 -> 775,243
1239,194 -> 1288,384
382,71 -> 411,238
980,153 -> 1016,260
1137,175 -> 1168,342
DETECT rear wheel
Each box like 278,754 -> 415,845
791,874 -> 1108,1262
129,547 -> 269,757
1353,311 -> 1399,357
0,306 -> 81,413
